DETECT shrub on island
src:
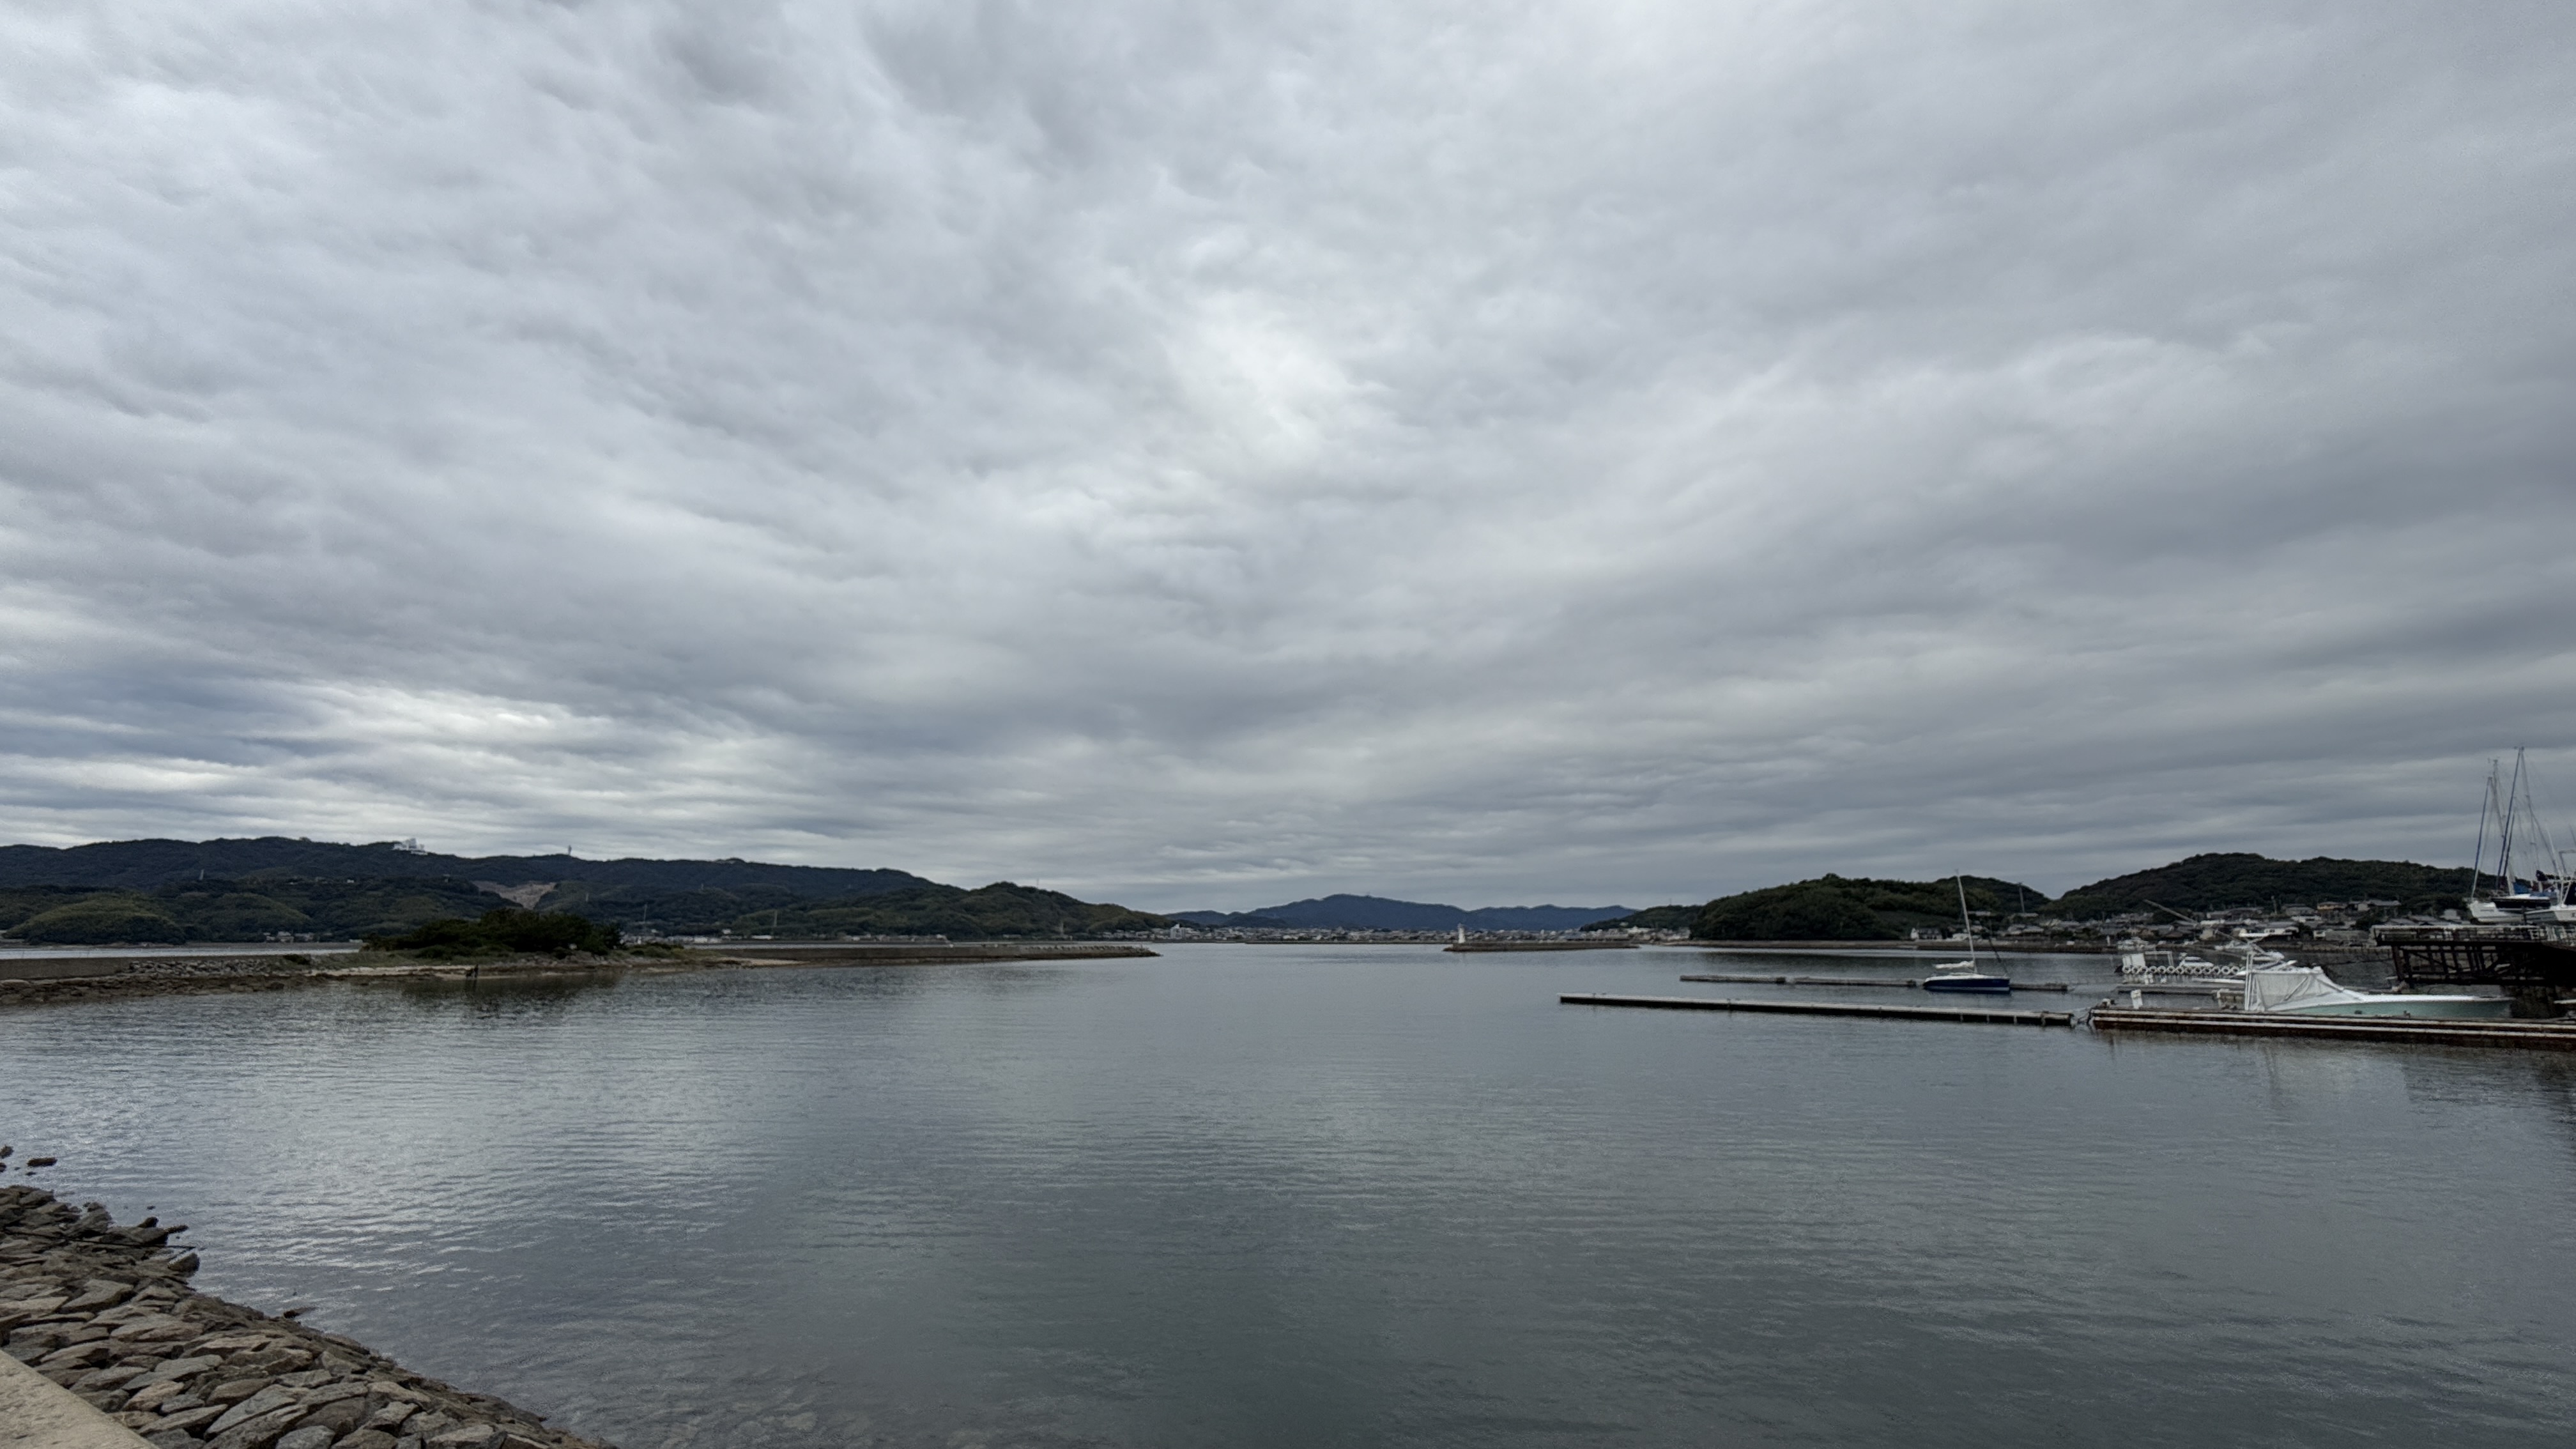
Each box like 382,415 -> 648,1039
364,906 -> 622,958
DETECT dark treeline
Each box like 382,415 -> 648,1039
2048,853 -> 2466,918
367,908 -> 623,959
1598,853 -> 2471,940
1,872 -> 1170,945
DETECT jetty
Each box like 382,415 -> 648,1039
1678,972 -> 2070,992
0,940 -> 1160,1008
1445,940 -> 1637,953
1561,992 -> 2074,1027
2089,1006 -> 2576,1050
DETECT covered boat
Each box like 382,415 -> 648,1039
2237,964 -> 2510,1019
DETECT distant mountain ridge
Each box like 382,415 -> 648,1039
0,838 -> 1174,943
0,836 -> 933,898
1598,852 -> 2472,940
1170,893 -> 1632,931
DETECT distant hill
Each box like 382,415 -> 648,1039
1171,894 -> 1632,931
720,882 -> 1169,939
2050,853 -> 2469,918
0,837 -> 1173,943
0,875 -> 1171,945
0,836 -> 932,898
2,878 -> 503,944
1599,854 -> 2480,941
1581,904 -> 1699,932
1629,875 -> 2050,942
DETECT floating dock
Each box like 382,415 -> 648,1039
1561,992 -> 2074,1027
2089,1007 -> 2576,1050
1678,972 -> 2070,992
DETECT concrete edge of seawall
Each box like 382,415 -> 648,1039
2,1183 -> 611,1449
1,1345 -> 154,1449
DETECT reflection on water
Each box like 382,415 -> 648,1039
394,971 -> 631,1011
4,945 -> 2574,1448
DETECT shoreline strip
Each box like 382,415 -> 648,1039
0,944 -> 1157,1009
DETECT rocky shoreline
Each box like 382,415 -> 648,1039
2,1182 -> 609,1449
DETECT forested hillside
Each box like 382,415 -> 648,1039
716,882 -> 1169,938
2049,853 -> 2467,917
1677,875 -> 2046,940
0,878 -> 498,944
1580,904 -> 1698,932
1598,852 -> 2476,942
0,838 -> 1170,943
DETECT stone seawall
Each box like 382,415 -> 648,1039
1,1185 -> 610,1449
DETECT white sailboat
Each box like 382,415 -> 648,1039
1924,875 -> 2011,994
2466,749 -> 2576,924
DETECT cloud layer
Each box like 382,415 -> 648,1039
4,0 -> 2573,908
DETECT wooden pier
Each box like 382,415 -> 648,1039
1678,972 -> 2070,992
1561,992 -> 2074,1027
2379,928 -> 2576,993
2089,1007 -> 2576,1050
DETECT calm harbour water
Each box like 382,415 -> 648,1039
4,944 -> 2573,1447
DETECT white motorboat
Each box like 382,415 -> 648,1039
2235,964 -> 2511,1019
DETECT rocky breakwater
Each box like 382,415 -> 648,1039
0,956 -> 344,1009
1,1184 -> 610,1449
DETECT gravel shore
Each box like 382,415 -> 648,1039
2,1183 -> 610,1449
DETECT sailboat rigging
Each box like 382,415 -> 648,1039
2467,749 -> 2576,924
1923,875 -> 2013,994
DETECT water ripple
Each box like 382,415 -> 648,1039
4,946 -> 2573,1446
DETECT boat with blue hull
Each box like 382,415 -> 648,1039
1924,875 -> 2013,993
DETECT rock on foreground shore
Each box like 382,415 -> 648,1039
1,1184 -> 611,1449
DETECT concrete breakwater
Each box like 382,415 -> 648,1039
2,1183 -> 608,1449
0,956 -> 362,1009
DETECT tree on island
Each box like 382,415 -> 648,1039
365,907 -> 621,958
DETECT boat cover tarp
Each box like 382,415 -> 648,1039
2242,967 -> 2362,1013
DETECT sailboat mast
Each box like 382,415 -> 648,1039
2472,760 -> 2496,900
2503,749 -> 2526,889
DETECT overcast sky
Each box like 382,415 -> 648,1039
3,1 -> 2572,910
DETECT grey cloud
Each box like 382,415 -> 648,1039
2,1 -> 2573,909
